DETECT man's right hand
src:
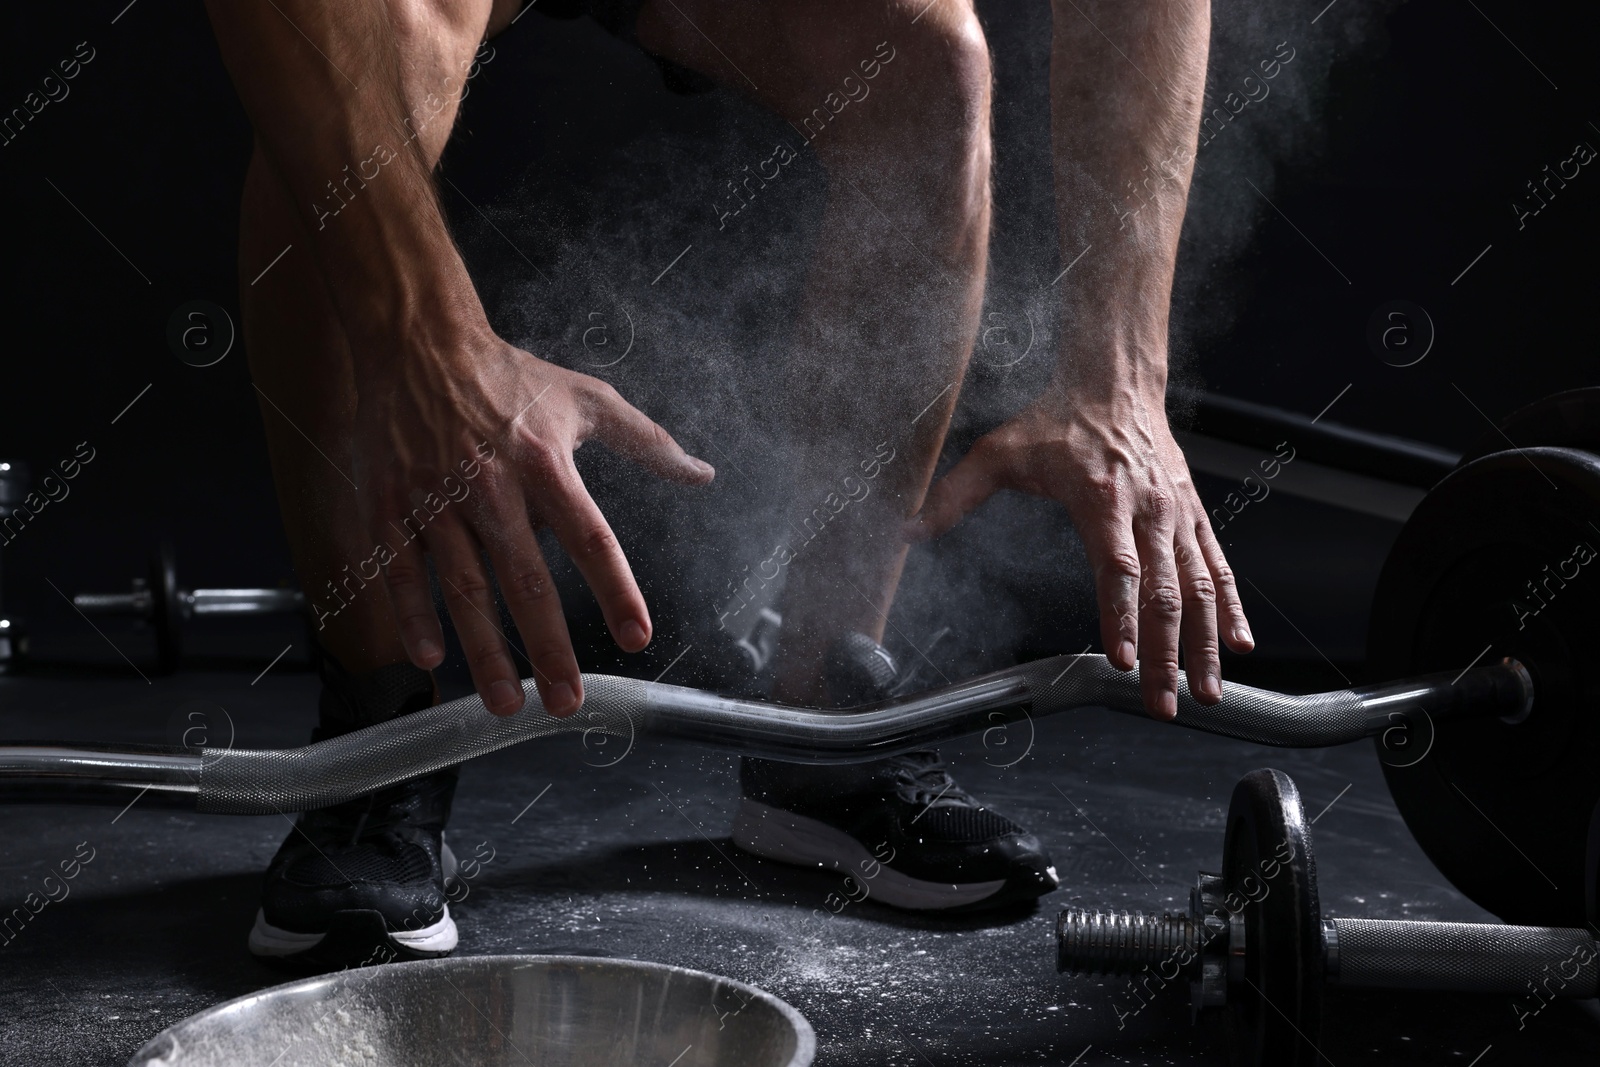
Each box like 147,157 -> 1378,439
352,326 -> 715,718
200,0 -> 713,720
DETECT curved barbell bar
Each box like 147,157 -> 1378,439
0,654 -> 1531,814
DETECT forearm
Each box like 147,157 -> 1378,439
1048,0 -> 1210,404
204,0 -> 486,365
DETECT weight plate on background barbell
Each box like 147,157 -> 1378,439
1458,387 -> 1600,467
1223,769 -> 1324,1067
1369,446 -> 1600,926
149,540 -> 181,676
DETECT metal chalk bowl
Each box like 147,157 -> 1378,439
127,955 -> 815,1067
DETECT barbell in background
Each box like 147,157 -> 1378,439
70,541 -> 306,674
0,459 -> 30,670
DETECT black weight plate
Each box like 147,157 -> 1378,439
1224,769 -> 1323,1067
1369,447 -> 1600,926
1459,387 -> 1600,466
149,541 -> 181,675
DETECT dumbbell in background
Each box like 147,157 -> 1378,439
1056,769 -> 1599,1067
71,541 -> 308,674
0,460 -> 29,670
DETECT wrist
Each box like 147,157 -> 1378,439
1049,330 -> 1169,412
343,270 -> 494,384
305,182 -> 492,373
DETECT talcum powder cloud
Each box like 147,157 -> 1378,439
456,0 -> 1400,682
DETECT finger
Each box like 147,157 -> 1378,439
1133,495 -> 1182,721
1058,474 -> 1141,672
905,443 -> 1002,542
376,515 -> 447,671
478,494 -> 583,717
428,514 -> 528,717
538,459 -> 653,654
1195,518 -> 1253,653
586,381 -> 715,486
1175,526 -> 1222,704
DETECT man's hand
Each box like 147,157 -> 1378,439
200,1 -> 717,718
906,380 -> 1251,719
353,326 -> 714,718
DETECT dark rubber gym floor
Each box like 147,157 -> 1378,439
4,492 -> 1597,1067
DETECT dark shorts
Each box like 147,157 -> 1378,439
522,0 -> 718,95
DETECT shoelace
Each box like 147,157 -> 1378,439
884,750 -> 975,807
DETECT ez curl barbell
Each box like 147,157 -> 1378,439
7,437 -> 1600,934
5,391 -> 1600,1063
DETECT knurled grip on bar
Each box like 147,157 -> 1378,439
1326,919 -> 1599,996
1056,909 -> 1600,1000
197,674 -> 649,814
1024,658 -> 1374,746
1056,909 -> 1206,975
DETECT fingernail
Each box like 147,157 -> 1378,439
491,680 -> 523,714
547,681 -> 577,714
1204,672 -> 1221,699
620,620 -> 647,649
417,638 -> 442,663
1233,626 -> 1253,646
1159,689 -> 1178,718
1118,640 -> 1136,666
691,457 -> 714,477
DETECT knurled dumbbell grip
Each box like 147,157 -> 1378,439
1326,918 -> 1598,996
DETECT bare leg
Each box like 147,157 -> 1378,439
640,8 -> 1058,912
637,0 -> 993,703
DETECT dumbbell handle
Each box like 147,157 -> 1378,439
1058,909 -> 1598,998
187,588 -> 305,616
1326,918 -> 1599,996
71,590 -> 153,615
71,587 -> 304,617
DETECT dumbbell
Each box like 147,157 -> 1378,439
71,542 -> 305,673
0,460 -> 29,670
1057,769 -> 1599,1066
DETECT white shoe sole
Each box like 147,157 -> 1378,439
731,798 -> 1011,910
247,904 -> 458,957
247,842 -> 460,957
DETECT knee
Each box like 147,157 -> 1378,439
796,2 -> 985,146
787,3 -> 991,186
901,8 -> 992,211
889,3 -> 992,151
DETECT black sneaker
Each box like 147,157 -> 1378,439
732,634 -> 1060,912
248,660 -> 460,969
